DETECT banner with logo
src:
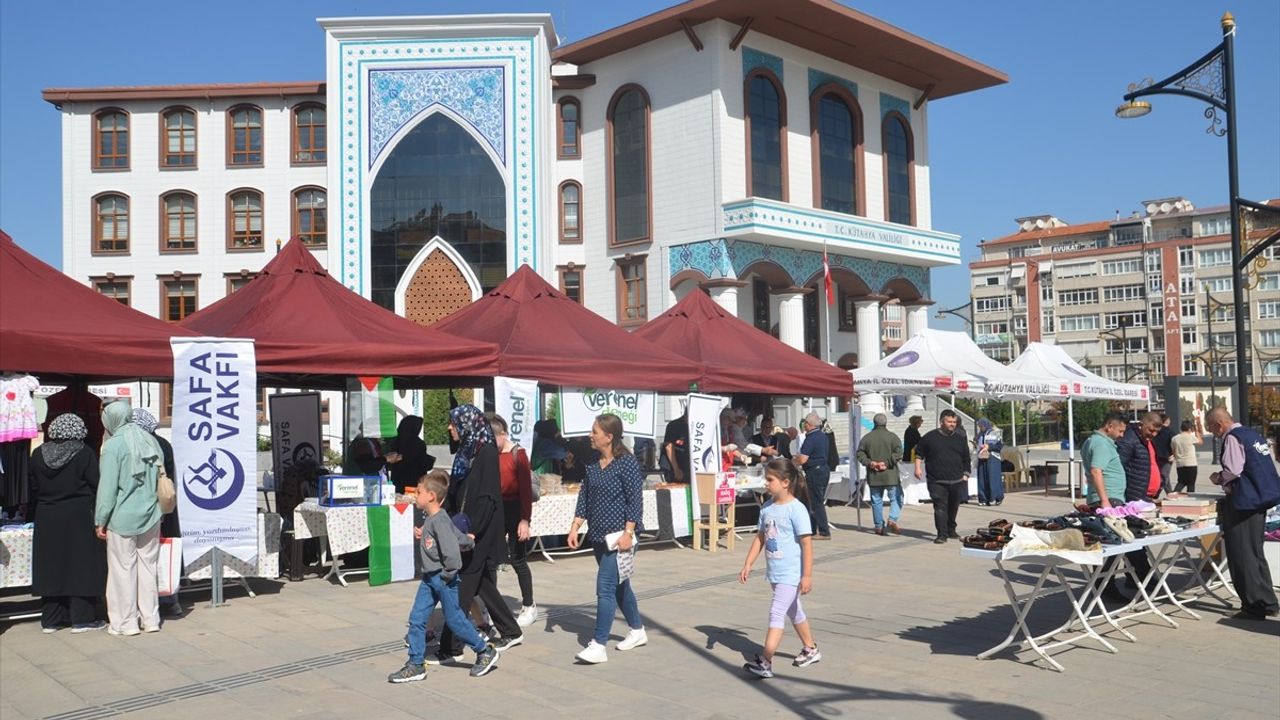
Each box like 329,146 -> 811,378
495,376 -> 539,451
269,392 -> 322,483
685,393 -> 724,521
559,387 -> 656,438
170,338 -> 259,567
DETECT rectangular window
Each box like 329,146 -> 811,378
1113,226 -> 1142,246
1180,273 -> 1197,294
1183,358 -> 1201,375
1264,360 -> 1280,376
1210,332 -> 1236,348
225,272 -> 258,295
1198,248 -> 1232,268
1258,301 -> 1280,319
293,105 -> 326,164
1258,274 -> 1280,291
1105,337 -> 1147,356
92,277 -> 131,306
1149,302 -> 1163,327
1056,289 -> 1099,306
161,277 -> 198,322
1103,311 -> 1146,330
1178,246 -> 1195,268
1214,361 -> 1237,377
1147,273 -> 1162,293
753,278 -> 772,334
1103,284 -> 1144,303
976,321 -> 1009,335
1203,277 -> 1234,293
1058,314 -> 1099,332
1182,326 -> 1198,346
1197,217 -> 1229,237
1261,330 -> 1280,348
558,266 -> 583,304
984,276 -> 1001,286
616,257 -> 647,326
1210,305 -> 1235,322
1145,249 -> 1161,272
1103,365 -> 1127,382
1101,258 -> 1141,275
975,296 -> 1010,313
1056,262 -> 1096,279
162,109 -> 196,167
837,288 -> 858,330
1013,315 -> 1028,334
1181,299 -> 1197,318
1041,311 -> 1056,335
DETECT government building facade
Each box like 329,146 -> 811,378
44,0 -> 1005,432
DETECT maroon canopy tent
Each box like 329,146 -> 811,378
634,288 -> 853,397
178,237 -> 501,388
1,230 -> 195,382
432,265 -> 701,392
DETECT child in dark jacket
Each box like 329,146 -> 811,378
388,470 -> 500,683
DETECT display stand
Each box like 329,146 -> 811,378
692,473 -> 735,552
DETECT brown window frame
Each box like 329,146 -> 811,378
225,270 -> 259,295
159,190 -> 198,253
91,192 -> 130,255
93,108 -> 130,171
226,188 -> 265,251
291,103 -> 326,165
91,275 -> 132,307
558,263 -> 585,304
558,180 -> 582,244
159,273 -> 199,323
557,97 -> 581,159
880,110 -> 916,226
159,384 -> 174,424
743,68 -> 789,202
291,186 -> 327,247
615,255 -> 648,328
809,83 -> 865,217
605,84 -> 653,248
226,104 -> 264,167
159,106 -> 197,169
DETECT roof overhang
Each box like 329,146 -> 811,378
42,82 -> 326,106
552,0 -> 1007,100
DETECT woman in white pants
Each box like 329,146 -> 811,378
94,401 -> 163,636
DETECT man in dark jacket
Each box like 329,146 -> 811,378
914,410 -> 971,545
1117,413 -> 1163,502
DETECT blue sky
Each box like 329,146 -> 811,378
2,1 -> 1277,329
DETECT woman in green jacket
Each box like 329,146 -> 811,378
94,400 -> 163,636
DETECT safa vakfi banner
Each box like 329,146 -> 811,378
170,338 -> 259,567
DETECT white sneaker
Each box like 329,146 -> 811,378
575,640 -> 608,664
107,626 -> 141,637
516,604 -> 538,628
617,628 -> 648,651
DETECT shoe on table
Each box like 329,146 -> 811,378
470,644 -> 500,677
493,633 -> 524,651
617,628 -> 648,651
71,621 -> 107,634
426,650 -> 465,665
575,640 -> 608,664
933,537 -> 948,545
107,626 -> 141,637
516,604 -> 538,628
887,520 -> 901,535
743,654 -> 773,678
387,661 -> 427,683
793,645 -> 822,667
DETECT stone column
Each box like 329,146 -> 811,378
903,301 -> 934,412
701,279 -> 746,318
774,286 -> 811,354
855,296 -> 887,415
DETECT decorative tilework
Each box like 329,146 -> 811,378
668,239 -> 931,299
741,46 -> 783,81
369,67 -> 505,168
879,92 -> 910,121
808,69 -> 857,99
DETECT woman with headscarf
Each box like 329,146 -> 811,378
433,404 -> 523,664
132,408 -> 183,618
95,400 -> 163,636
29,414 -> 107,633
384,416 -> 434,493
974,418 -> 1005,506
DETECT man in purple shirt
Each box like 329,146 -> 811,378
1207,407 -> 1280,621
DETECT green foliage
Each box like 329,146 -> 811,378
420,389 -> 473,445
256,435 -> 272,452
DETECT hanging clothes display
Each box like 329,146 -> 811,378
0,373 -> 39,442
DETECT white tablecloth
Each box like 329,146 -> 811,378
186,512 -> 280,580
294,500 -> 376,557
0,526 -> 33,588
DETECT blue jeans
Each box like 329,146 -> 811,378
592,543 -> 642,645
406,572 -> 485,665
977,459 -> 1005,504
869,485 -> 903,528
805,467 -> 831,535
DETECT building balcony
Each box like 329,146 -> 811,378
721,198 -> 961,267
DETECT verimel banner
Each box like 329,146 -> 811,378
495,376 -> 539,452
559,386 -> 656,438
269,392 -> 322,483
170,338 -> 259,567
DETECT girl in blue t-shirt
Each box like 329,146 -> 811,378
738,458 -> 820,678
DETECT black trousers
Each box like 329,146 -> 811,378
441,563 -> 521,655
927,479 -> 967,539
1173,466 -> 1198,493
1219,499 -> 1280,615
503,499 -> 535,607
42,596 -> 96,628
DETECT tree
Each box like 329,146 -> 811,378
1248,385 -> 1280,431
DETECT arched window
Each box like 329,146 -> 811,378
882,112 -> 914,225
93,193 -> 129,253
558,98 -> 580,158
161,107 -> 196,167
810,86 -> 863,216
607,85 -> 651,246
161,191 -> 197,252
94,109 -> 129,169
227,105 -> 263,166
227,189 -> 263,250
559,181 -> 582,243
293,187 -> 326,246
293,104 -> 326,164
745,70 -> 786,201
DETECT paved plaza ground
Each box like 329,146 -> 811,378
3,489 -> 1278,720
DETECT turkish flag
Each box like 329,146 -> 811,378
823,250 -> 835,306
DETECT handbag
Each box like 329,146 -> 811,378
156,536 -> 182,596
157,466 -> 177,514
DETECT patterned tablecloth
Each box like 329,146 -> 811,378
0,526 -> 33,589
529,487 -> 690,539
186,512 -> 281,580
293,500 -> 377,557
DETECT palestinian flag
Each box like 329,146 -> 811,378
359,376 -> 396,438
367,504 -> 416,586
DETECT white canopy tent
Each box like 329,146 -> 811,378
1010,342 -> 1152,499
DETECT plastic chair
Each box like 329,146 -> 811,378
1001,447 -> 1030,489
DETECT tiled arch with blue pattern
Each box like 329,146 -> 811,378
669,238 -> 930,298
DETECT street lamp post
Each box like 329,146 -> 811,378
935,298 -> 976,342
1116,12 -> 1251,425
